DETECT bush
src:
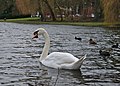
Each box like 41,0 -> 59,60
0,14 -> 31,19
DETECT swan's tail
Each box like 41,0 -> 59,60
72,54 -> 87,69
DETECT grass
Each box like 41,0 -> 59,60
0,17 -> 39,22
0,17 -> 120,28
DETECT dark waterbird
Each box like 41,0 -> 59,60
75,36 -> 82,41
89,39 -> 97,44
112,43 -> 119,48
99,50 -> 110,57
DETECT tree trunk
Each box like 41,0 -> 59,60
38,0 -> 45,21
94,0 -> 101,21
43,0 -> 56,21
55,0 -> 63,21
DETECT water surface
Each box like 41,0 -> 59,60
0,22 -> 120,86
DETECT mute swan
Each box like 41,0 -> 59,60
32,28 -> 86,69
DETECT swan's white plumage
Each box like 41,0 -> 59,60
41,52 -> 79,69
33,28 -> 86,69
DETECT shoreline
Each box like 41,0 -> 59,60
0,18 -> 120,28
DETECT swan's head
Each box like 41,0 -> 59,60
32,28 -> 46,39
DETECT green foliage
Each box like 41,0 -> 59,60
0,0 -> 22,19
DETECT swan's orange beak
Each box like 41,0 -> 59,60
32,30 -> 39,39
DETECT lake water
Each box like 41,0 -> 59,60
0,22 -> 120,86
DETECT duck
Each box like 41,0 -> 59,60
75,36 -> 82,41
112,43 -> 119,48
99,50 -> 110,57
89,38 -> 97,44
32,28 -> 87,69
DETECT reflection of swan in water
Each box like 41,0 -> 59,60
35,61 -> 85,85
32,28 -> 86,69
46,68 -> 85,85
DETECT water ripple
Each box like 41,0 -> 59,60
0,22 -> 120,86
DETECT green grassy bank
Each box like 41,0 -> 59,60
0,17 -> 120,28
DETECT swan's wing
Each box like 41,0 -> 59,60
58,54 -> 87,69
41,52 -> 78,69
48,52 -> 78,63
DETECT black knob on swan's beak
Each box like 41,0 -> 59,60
32,30 -> 39,39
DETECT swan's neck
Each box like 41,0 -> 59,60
40,31 -> 50,61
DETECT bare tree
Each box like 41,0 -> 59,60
42,0 -> 56,21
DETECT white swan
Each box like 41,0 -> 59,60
32,28 -> 86,69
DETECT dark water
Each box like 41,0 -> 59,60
0,22 -> 120,86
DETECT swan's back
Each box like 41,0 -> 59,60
41,52 -> 79,69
